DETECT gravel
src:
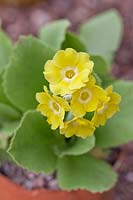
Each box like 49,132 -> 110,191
0,161 -> 59,190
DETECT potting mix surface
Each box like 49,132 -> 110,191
0,0 -> 133,200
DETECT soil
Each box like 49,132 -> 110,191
0,0 -> 133,199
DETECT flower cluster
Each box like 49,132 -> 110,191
36,48 -> 121,139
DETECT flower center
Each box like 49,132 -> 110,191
50,100 -> 60,115
63,66 -> 78,82
65,70 -> 75,79
79,89 -> 92,104
53,102 -> 60,112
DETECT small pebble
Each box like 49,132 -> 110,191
48,179 -> 59,190
126,172 -> 133,183
24,180 -> 34,190
32,177 -> 45,188
0,161 -> 59,190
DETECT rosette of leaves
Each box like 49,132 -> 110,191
0,10 -> 133,192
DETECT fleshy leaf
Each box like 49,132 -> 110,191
79,9 -> 123,64
62,32 -> 86,52
0,69 -> 21,123
39,20 -> 70,50
91,55 -> 108,75
0,30 -> 13,105
93,72 -> 102,86
58,136 -> 95,157
0,69 -> 10,104
0,103 -> 21,122
4,36 -> 54,112
0,29 -> 12,68
91,55 -> 115,87
1,121 -> 19,136
9,110 -> 57,174
0,120 -> 19,149
0,149 -> 12,164
96,81 -> 133,148
0,133 -> 8,149
58,154 -> 117,192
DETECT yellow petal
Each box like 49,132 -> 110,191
87,75 -> 96,86
37,104 -> 51,116
69,72 -> 87,90
106,103 -> 120,118
106,85 -> 113,94
77,52 -> 90,69
36,92 -> 50,104
50,81 -> 70,96
71,101 -> 85,117
44,60 -> 62,84
54,96 -> 70,111
92,112 -> 106,127
93,86 -> 107,100
60,118 -> 95,139
36,87 -> 66,130
77,52 -> 94,71
53,48 -> 79,67
109,92 -> 121,104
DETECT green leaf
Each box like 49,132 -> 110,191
0,149 -> 13,165
92,72 -> 102,86
0,69 -> 21,123
96,81 -> 133,148
0,103 -> 21,122
58,154 -> 117,192
39,20 -> 70,50
0,29 -> 13,68
79,9 -> 123,64
0,133 -> 8,149
0,121 -> 19,149
0,31 -> 13,105
91,55 -> 115,87
0,69 -> 8,104
62,32 -> 86,52
9,110 -> 57,174
0,69 -> 12,104
0,149 -> 12,164
4,36 -> 54,112
1,121 -> 19,138
58,136 -> 95,157
91,55 -> 108,75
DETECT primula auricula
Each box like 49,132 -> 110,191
36,48 -> 121,138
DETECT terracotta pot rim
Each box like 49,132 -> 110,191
0,174 -> 100,194
0,174 -> 112,200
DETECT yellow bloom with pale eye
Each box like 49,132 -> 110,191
71,76 -> 107,117
36,87 -> 70,130
92,85 -> 121,127
44,48 -> 94,96
60,118 -> 95,139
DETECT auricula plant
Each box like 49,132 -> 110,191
0,9 -> 133,192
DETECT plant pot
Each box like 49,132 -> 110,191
0,0 -> 40,6
0,174 -> 114,200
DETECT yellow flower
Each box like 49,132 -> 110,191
92,85 -> 121,127
36,87 -> 70,130
44,48 -> 94,96
71,76 -> 107,117
60,118 -> 95,139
